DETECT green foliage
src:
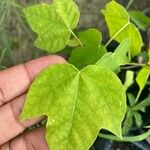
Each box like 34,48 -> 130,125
0,0 -> 26,68
129,11 -> 150,31
133,112 -> 142,127
96,38 -> 130,71
23,0 -> 79,53
102,1 -> 143,56
122,110 -> 134,135
124,71 -> 134,91
68,29 -> 106,69
21,64 -> 126,150
136,67 -> 150,102
123,94 -> 150,135
133,95 -> 150,112
135,49 -> 150,102
20,0 -> 150,148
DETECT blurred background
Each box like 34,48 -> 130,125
0,0 -> 150,68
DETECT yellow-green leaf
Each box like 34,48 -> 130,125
96,38 -> 130,71
24,0 -> 79,53
20,64 -> 126,150
68,29 -> 106,69
136,67 -> 150,101
102,1 -> 143,56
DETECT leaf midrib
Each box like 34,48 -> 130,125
66,72 -> 80,149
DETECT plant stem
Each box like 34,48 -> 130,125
126,0 -> 134,10
0,11 -> 5,26
99,129 -> 150,142
70,30 -> 83,47
120,65 -> 139,70
120,63 -> 150,70
105,22 -> 130,48
135,90 -> 142,103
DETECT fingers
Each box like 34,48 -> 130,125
0,55 -> 66,106
0,128 -> 49,150
0,95 -> 45,145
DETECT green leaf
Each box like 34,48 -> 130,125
127,93 -> 136,107
124,71 -> 134,91
102,1 -> 143,56
122,111 -> 134,135
96,38 -> 130,71
136,67 -> 150,101
136,68 -> 150,90
133,112 -> 143,127
24,0 -> 79,53
68,29 -> 106,69
129,11 -> 150,31
133,95 -> 150,112
20,63 -> 126,150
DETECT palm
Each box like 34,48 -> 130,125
0,55 -> 65,149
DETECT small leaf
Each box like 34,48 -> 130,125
129,11 -> 150,31
133,112 -> 143,127
68,28 -> 106,69
122,111 -> 134,135
133,95 -> 150,112
24,0 -> 79,52
20,64 -> 126,150
127,93 -> 136,107
124,71 -> 134,91
102,1 -> 143,56
136,67 -> 150,100
96,38 -> 130,71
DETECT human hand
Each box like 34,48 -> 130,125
0,55 -> 66,150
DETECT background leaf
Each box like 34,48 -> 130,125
24,0 -> 79,52
134,112 -> 143,127
122,110 -> 134,135
96,38 -> 130,71
102,1 -> 143,56
133,95 -> 150,112
129,10 -> 150,31
124,70 -> 134,91
20,64 -> 126,150
68,28 -> 106,69
127,93 -> 136,107
136,67 -> 150,102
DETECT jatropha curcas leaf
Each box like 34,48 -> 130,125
135,50 -> 150,102
102,1 -> 143,56
23,0 -> 80,53
20,63 -> 126,150
96,38 -> 130,72
129,10 -> 150,31
68,28 -> 107,69
136,67 -> 150,102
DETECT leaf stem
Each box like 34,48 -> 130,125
126,0 -> 134,10
70,30 -> 83,47
120,63 -> 150,70
126,63 -> 146,67
99,129 -> 150,142
105,22 -> 130,48
135,90 -> 142,103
